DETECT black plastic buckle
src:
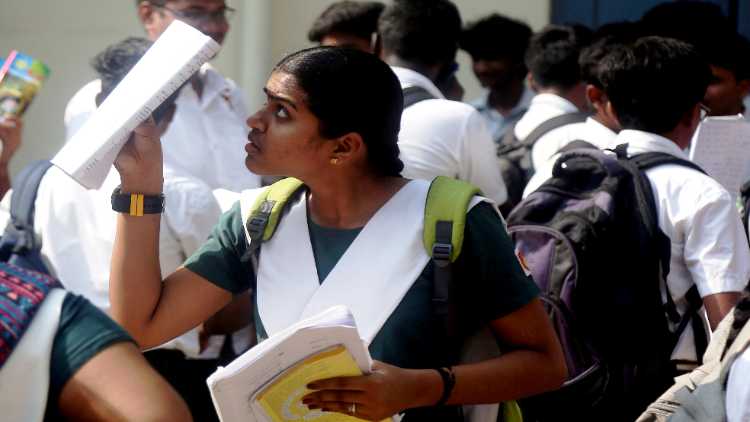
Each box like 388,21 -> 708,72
247,214 -> 269,240
432,242 -> 453,267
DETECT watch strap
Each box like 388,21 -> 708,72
111,187 -> 164,216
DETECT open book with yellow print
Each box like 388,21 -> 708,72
252,345 -> 387,422
207,305 -> 398,422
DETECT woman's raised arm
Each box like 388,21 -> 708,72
109,120 -> 232,349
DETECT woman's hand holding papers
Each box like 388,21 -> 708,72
302,360 -> 441,421
114,117 -> 164,195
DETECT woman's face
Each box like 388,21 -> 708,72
245,71 -> 330,177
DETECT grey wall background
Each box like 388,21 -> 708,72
0,0 -> 549,176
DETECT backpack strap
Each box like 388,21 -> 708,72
0,160 -> 53,260
556,139 -> 597,155
245,178 -> 305,254
402,86 -> 436,109
520,112 -> 589,147
424,176 -> 480,342
740,180 -> 750,240
619,146 -> 710,359
496,112 -> 589,157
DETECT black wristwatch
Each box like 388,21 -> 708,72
111,186 -> 164,216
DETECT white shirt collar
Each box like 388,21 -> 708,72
529,92 -> 579,114
390,66 -> 446,100
615,129 -> 688,159
182,63 -> 232,109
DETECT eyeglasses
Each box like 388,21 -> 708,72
153,3 -> 235,25
699,103 -> 712,121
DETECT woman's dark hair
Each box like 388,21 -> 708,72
273,47 -> 404,177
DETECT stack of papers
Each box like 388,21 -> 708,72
207,305 -> 393,422
51,20 -> 219,189
690,115 -> 750,201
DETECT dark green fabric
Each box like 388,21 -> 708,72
307,217 -> 362,282
184,201 -> 254,295
44,293 -> 133,420
184,199 -> 540,421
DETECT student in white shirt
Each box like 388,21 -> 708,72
522,25 -> 640,197
641,2 -> 750,119
599,36 -> 750,369
377,0 -> 508,206
515,25 -> 593,171
64,0 -> 260,192
307,1 -> 384,54
459,14 -> 533,143
8,37 -> 243,422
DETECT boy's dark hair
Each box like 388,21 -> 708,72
92,37 -> 178,123
460,14 -> 531,64
308,1 -> 385,43
275,47 -> 404,177
579,22 -> 641,88
378,0 -> 462,67
525,24 -> 593,90
641,2 -> 750,81
599,36 -> 711,134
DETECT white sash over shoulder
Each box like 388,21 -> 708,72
240,180 -> 490,344
0,288 -> 66,422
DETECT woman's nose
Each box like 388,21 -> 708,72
247,109 -> 266,132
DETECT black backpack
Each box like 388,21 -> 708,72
0,160 -> 53,274
506,145 -> 708,422
498,112 -> 589,213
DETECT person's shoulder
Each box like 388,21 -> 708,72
407,98 -> 478,117
651,161 -> 733,204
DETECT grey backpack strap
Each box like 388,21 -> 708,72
402,86 -> 436,109
521,111 -> 589,147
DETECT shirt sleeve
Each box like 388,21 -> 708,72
683,187 -> 750,297
459,111 -> 508,206
182,202 -> 254,295
163,175 -> 223,258
454,201 -> 540,326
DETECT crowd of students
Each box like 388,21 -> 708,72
1,0 -> 750,421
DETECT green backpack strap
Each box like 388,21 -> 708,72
245,178 -> 305,253
423,176 -> 480,262
424,176 -> 480,348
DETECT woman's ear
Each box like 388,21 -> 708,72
330,132 -> 365,165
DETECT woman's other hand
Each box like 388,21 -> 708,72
114,117 -> 163,194
302,360 -> 441,421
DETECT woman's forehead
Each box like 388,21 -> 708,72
266,71 -> 305,100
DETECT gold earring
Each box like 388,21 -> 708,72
330,158 -> 339,165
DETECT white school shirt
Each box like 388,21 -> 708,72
523,117 -> 618,197
63,64 -> 261,192
0,166 -> 226,358
392,66 -> 508,206
620,129 -> 750,363
469,86 -> 535,143
514,93 -> 581,170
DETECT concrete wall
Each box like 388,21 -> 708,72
0,0 -> 549,175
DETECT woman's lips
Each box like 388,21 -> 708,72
246,136 -> 261,153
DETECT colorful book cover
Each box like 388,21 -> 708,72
0,51 -> 50,118
254,345 -> 386,422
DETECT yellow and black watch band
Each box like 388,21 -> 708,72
111,187 -> 164,216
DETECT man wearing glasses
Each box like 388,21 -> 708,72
65,0 -> 260,194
